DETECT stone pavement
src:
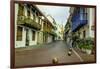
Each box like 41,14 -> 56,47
15,40 -> 82,67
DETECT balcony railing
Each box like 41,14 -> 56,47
17,15 -> 41,30
72,20 -> 88,32
72,11 -> 88,32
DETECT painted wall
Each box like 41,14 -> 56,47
37,31 -> 44,44
15,26 -> 38,48
88,8 -> 95,38
47,34 -> 53,43
72,8 -> 95,39
15,4 -> 18,48
29,29 -> 37,46
76,25 -> 89,39
15,4 -> 26,48
15,4 -> 38,48
15,26 -> 26,48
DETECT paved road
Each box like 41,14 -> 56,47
15,40 -> 82,67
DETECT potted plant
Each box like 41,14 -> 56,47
78,38 -> 94,54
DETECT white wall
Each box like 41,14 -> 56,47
89,8 -> 95,38
86,8 -> 95,38
15,4 -> 26,48
47,34 -> 53,43
15,26 -> 38,48
15,3 -> 39,48
29,29 -> 37,46
15,4 -> 18,48
75,24 -> 90,39
38,31 -> 44,44
15,26 -> 26,48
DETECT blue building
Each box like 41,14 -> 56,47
71,7 -> 88,32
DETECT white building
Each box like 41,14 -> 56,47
15,4 -> 41,48
15,3 -> 55,48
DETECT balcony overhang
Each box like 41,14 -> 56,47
72,20 -> 87,32
43,30 -> 57,36
17,16 -> 41,30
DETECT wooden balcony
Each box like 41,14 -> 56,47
17,15 -> 41,30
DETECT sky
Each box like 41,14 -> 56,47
36,5 -> 70,27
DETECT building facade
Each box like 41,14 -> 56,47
64,14 -> 72,44
46,15 -> 58,41
64,7 -> 95,49
70,7 -> 95,39
15,3 -> 55,48
56,24 -> 64,40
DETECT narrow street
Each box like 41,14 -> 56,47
15,40 -> 82,67
14,3 -> 96,68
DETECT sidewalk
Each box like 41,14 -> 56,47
15,41 -> 57,52
73,47 -> 95,62
15,45 -> 44,52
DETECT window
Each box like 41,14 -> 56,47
36,12 -> 38,16
18,4 -> 24,16
80,8 -> 87,20
26,4 -> 31,17
32,31 -> 35,40
32,8 -> 36,20
16,26 -> 23,41
80,8 -> 87,13
33,13 -> 35,20
27,9 -> 30,17
91,25 -> 94,30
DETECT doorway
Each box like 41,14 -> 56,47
26,29 -> 29,46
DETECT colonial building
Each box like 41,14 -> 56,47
56,24 -> 64,40
64,7 -> 95,49
70,7 -> 95,39
15,3 -> 55,48
46,15 -> 58,41
64,14 -> 72,44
